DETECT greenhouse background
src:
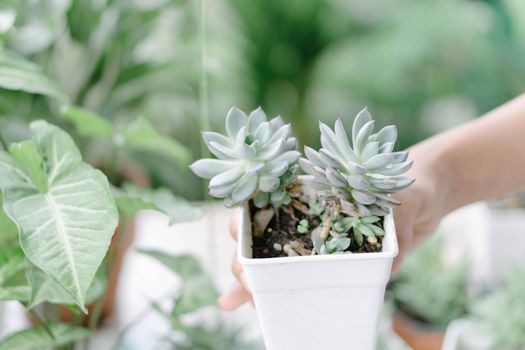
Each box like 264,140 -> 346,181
0,0 -> 525,349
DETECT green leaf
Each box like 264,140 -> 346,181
0,245 -> 30,302
0,194 -> 18,244
0,323 -> 90,350
174,322 -> 261,350
9,140 -> 48,192
0,120 -> 119,312
66,0 -> 102,43
61,106 -> 113,138
138,249 -> 204,281
26,262 -> 76,308
173,275 -> 219,316
119,117 -> 191,166
116,183 -> 202,224
27,260 -> 108,308
139,249 -> 218,317
0,48 -> 68,102
112,188 -> 158,220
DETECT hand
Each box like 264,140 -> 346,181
218,210 -> 254,311
392,166 -> 444,272
218,157 -> 445,309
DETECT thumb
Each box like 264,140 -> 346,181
392,206 -> 414,273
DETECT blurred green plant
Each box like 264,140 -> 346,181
110,249 -> 261,350
0,324 -> 90,350
467,266 -> 525,349
3,0 -> 525,201
0,120 -> 201,349
0,0 -> 249,199
230,0 -> 525,151
388,233 -> 470,328
0,121 -> 119,312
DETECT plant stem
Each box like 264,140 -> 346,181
106,145 -> 120,185
199,0 -> 210,199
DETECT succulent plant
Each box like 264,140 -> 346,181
191,107 -> 300,207
309,214 -> 384,254
333,215 -> 384,246
300,107 -> 414,216
313,236 -> 351,255
297,219 -> 309,234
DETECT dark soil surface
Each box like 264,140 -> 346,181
251,200 -> 384,258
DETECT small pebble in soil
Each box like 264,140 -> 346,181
273,243 -> 283,251
283,244 -> 298,256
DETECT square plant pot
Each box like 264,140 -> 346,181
238,204 -> 399,350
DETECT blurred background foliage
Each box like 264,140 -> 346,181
0,0 -> 524,200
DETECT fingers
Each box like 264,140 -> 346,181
392,203 -> 415,274
221,210 -> 253,311
218,250 -> 253,311
231,252 -> 250,292
229,210 -> 240,241
392,254 -> 405,274
392,224 -> 412,273
218,282 -> 253,311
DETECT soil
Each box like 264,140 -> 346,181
251,199 -> 384,259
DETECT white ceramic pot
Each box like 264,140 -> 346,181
238,205 -> 398,350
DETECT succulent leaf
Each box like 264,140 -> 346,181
374,125 -> 397,144
226,107 -> 248,138
209,166 -> 244,187
232,176 -> 258,202
352,108 -> 372,142
189,159 -> 236,179
247,107 -> 267,131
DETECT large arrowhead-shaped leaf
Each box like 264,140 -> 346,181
0,121 -> 118,312
27,260 -> 108,308
0,48 -> 69,102
26,262 -> 73,308
0,245 -> 30,302
0,324 -> 90,350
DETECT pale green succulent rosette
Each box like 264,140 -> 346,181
191,107 -> 300,208
299,107 -> 414,217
